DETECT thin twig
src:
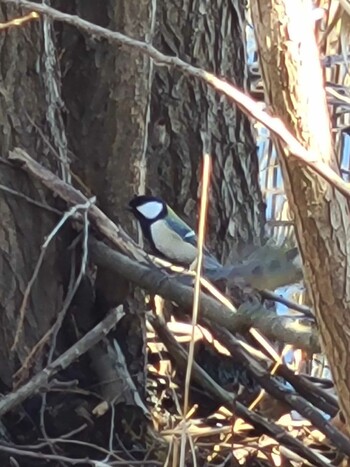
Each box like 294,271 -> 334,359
8,148 -> 149,262
21,424 -> 88,449
11,197 -> 95,351
3,0 -> 350,198
47,201 -> 91,364
0,10 -> 38,29
0,444 -> 105,466
38,204 -> 91,464
0,183 -> 62,215
25,112 -> 92,194
39,388 -> 67,467
181,152 -> 211,466
102,403 -> 115,465
47,437 -> 123,462
261,289 -> 314,318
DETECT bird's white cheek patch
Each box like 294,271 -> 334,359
136,201 -> 163,219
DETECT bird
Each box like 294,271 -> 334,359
128,195 -> 303,291
128,195 -> 221,272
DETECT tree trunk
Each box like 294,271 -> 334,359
149,0 -> 265,261
0,0 -> 266,463
0,2 -> 66,460
59,0 -> 155,451
0,7 -> 65,380
251,0 -> 350,425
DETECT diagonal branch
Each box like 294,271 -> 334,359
149,314 -> 330,467
210,323 -> 350,457
8,147 -> 148,263
89,238 -> 319,352
0,306 -> 125,417
3,0 -> 350,198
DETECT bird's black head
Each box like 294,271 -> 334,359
128,195 -> 167,223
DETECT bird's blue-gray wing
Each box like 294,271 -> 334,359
165,207 -> 197,244
165,207 -> 222,272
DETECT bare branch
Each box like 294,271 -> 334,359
90,238 -> 319,352
8,147 -> 148,263
0,444 -> 102,466
209,323 -> 350,457
0,306 -> 125,417
0,9 -> 38,29
0,183 -> 61,215
149,314 -> 331,467
260,289 -> 314,318
12,198 -> 94,351
3,0 -> 350,199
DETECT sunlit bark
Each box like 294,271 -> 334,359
251,0 -> 350,425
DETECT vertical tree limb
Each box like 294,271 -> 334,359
251,0 -> 350,424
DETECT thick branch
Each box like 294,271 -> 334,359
3,0 -> 350,199
90,238 -> 319,351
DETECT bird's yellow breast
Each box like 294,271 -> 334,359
150,220 -> 198,264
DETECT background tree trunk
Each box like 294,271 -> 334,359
0,3 -> 66,461
0,7 -> 64,383
59,0 -> 155,450
149,0 -> 265,261
0,0 -> 266,463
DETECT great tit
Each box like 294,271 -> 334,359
128,195 -> 303,290
128,195 -> 221,271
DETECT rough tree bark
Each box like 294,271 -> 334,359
0,0 -> 156,459
0,2 -> 66,460
0,0 -> 267,463
59,0 -> 266,413
149,0 -> 265,261
251,0 -> 350,424
59,0 -> 155,450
